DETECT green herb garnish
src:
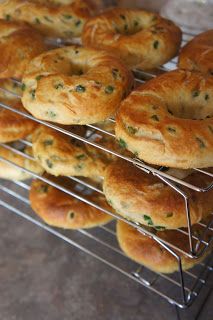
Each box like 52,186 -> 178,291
105,85 -> 114,94
75,85 -> 86,92
143,215 -> 153,226
151,115 -> 159,121
196,137 -> 205,148
119,138 -> 127,149
153,40 -> 159,49
46,159 -> 53,168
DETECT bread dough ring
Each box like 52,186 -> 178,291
32,125 -> 130,179
0,145 -> 44,180
115,69 -> 213,169
0,20 -> 47,79
116,220 -> 211,273
0,0 -> 102,38
21,45 -> 133,125
30,178 -> 113,229
103,160 -> 213,229
0,79 -> 38,143
82,8 -> 182,69
178,30 -> 213,75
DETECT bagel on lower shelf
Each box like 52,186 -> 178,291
0,0 -> 102,39
82,8 -> 182,69
115,69 -> 213,169
116,219 -> 212,274
21,45 -> 134,125
0,20 -> 47,79
103,160 -> 213,230
0,145 -> 44,181
30,178 -> 113,229
0,79 -> 37,143
178,30 -> 213,75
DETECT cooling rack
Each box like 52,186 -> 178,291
0,25 -> 212,313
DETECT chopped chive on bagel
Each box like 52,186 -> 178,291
21,46 -> 133,125
0,0 -> 103,38
82,8 -> 182,69
115,69 -> 213,169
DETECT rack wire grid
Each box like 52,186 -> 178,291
0,24 -> 212,310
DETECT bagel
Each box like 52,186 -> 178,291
32,125 -> 130,179
0,0 -> 102,38
30,177 -> 113,229
0,79 -> 38,143
21,45 -> 134,125
178,30 -> 213,75
0,20 -> 47,79
82,8 -> 182,69
115,69 -> 213,169
103,160 -> 213,230
116,219 -> 212,273
0,145 -> 44,180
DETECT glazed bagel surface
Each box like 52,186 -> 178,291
0,80 -> 37,143
103,160 -> 213,230
82,8 -> 182,69
117,220 -> 211,273
0,0 -> 102,38
115,69 -> 213,169
30,178 -> 113,229
0,20 -> 47,79
0,146 -> 44,181
21,45 -> 133,125
178,30 -> 213,75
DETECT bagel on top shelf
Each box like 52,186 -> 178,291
82,7 -> 182,69
0,0 -> 103,38
21,45 -> 133,125
178,30 -> 213,75
115,69 -> 213,169
0,20 -> 48,80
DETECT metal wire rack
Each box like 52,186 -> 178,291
0,25 -> 212,312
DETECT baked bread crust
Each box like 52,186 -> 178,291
30,178 -> 113,229
0,20 -> 47,79
178,30 -> 213,75
82,8 -> 182,69
0,146 -> 44,180
116,220 -> 211,273
115,69 -> 213,168
0,80 -> 37,143
0,0 -> 102,38
103,160 -> 213,229
21,45 -> 134,125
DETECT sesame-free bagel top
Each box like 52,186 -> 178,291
0,20 -> 47,79
178,30 -> 213,75
0,0 -> 102,38
82,8 -> 182,69
21,45 -> 134,125
103,160 -> 213,230
115,69 -> 213,169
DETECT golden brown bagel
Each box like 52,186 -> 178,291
21,45 -> 134,125
0,20 -> 47,79
82,8 -> 182,69
32,125 -> 130,178
0,0 -> 102,38
117,220 -> 212,273
103,160 -> 213,229
115,69 -> 213,169
0,145 -> 44,180
30,178 -> 113,229
0,79 -> 37,143
178,30 -> 213,75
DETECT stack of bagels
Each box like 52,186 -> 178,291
0,0 -> 212,274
